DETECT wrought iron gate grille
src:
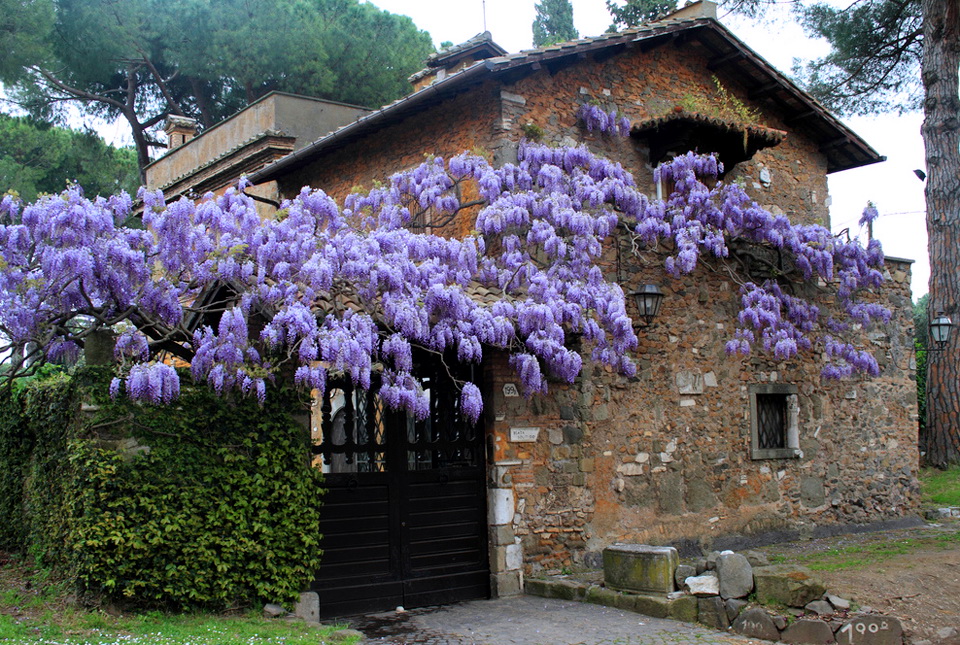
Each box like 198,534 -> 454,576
309,356 -> 489,618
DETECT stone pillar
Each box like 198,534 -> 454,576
84,329 -> 116,366
488,466 -> 522,597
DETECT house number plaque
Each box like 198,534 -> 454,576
502,383 -> 519,397
510,427 -> 540,442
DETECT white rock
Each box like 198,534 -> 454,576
684,573 -> 720,596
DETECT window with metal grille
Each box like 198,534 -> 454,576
749,384 -> 800,460
755,393 -> 787,450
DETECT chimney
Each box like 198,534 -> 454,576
656,0 -> 718,21
164,115 -> 199,150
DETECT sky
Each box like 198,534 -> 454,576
365,0 -> 930,299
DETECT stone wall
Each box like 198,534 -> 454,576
487,255 -> 918,576
278,40 -> 918,586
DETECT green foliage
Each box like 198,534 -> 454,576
674,77 -> 763,125
920,465 -> 960,506
521,122 -> 546,141
606,0 -> 676,30
532,0 -> 579,47
0,114 -> 139,202
794,0 -> 923,115
0,368 -> 325,610
914,293 -> 929,349
0,383 -> 30,550
4,0 -> 434,171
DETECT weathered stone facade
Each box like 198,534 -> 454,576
247,4 -> 918,597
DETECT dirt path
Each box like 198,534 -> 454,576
757,520 -> 960,644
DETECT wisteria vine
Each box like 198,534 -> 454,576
0,109 -> 890,420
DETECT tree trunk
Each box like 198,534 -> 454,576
920,0 -> 960,468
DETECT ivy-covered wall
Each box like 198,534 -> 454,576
0,367 -> 325,610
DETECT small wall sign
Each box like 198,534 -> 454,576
510,427 -> 540,442
502,383 -> 520,397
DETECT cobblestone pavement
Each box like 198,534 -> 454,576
347,596 -> 762,645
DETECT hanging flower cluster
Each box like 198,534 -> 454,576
0,108 -> 890,418
577,103 -> 631,137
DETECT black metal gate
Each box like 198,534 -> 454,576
310,360 -> 489,618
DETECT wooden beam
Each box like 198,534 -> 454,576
748,82 -> 780,100
707,50 -> 744,70
784,109 -> 817,126
819,136 -> 851,152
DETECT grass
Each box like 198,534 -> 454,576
0,555 -> 358,645
0,610 -> 356,644
920,465 -> 960,506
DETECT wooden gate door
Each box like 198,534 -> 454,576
310,361 -> 489,618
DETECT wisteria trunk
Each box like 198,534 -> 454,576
920,0 -> 960,468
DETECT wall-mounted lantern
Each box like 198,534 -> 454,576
629,284 -> 664,327
930,312 -> 954,351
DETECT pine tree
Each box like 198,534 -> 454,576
533,0 -> 579,47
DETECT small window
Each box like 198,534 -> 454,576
749,384 -> 800,460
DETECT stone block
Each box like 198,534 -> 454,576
732,607 -> 781,640
780,619 -> 836,644
603,544 -> 678,594
717,553 -> 753,600
294,592 -> 319,623
630,593 -> 670,619
491,571 -> 522,597
698,596 -> 730,630
523,578 -> 550,597
753,564 -> 827,608
835,616 -> 903,645
684,573 -> 719,596
488,488 -> 514,526
675,564 -> 696,588
585,585 -> 620,607
492,524 -> 515,546
668,594 -> 699,623
801,477 -> 826,507
505,543 -> 523,570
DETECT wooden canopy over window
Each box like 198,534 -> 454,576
631,111 -> 787,174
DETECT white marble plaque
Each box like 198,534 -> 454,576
509,427 -> 540,442
502,383 -> 520,397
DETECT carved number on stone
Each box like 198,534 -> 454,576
838,621 -> 890,643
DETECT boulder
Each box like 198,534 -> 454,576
804,600 -> 834,616
742,549 -> 771,567
675,564 -> 697,589
732,607 -> 781,640
835,615 -> 903,645
698,596 -> 730,630
684,573 -> 720,596
705,550 -> 721,570
725,598 -> 748,622
716,553 -> 753,599
753,564 -> 827,607
603,544 -> 679,594
825,593 -> 851,610
263,603 -> 286,618
780,618 -> 837,644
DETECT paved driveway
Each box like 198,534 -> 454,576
347,596 -> 761,645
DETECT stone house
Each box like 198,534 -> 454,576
148,1 -> 919,618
